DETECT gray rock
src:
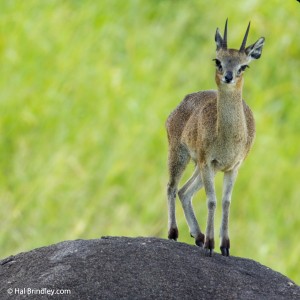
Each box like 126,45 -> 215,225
0,237 -> 299,299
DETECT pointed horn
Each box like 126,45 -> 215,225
223,18 -> 228,49
240,22 -> 250,51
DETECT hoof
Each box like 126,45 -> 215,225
195,233 -> 205,248
220,238 -> 230,256
196,240 -> 204,248
168,228 -> 178,241
205,248 -> 214,257
204,238 -> 215,257
220,247 -> 230,256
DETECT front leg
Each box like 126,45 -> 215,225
201,164 -> 216,256
220,168 -> 238,256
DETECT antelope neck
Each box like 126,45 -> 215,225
216,86 -> 245,136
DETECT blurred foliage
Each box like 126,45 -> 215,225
0,0 -> 300,284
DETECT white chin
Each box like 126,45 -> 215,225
221,80 -> 236,85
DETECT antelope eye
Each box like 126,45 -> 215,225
213,59 -> 223,72
237,65 -> 249,75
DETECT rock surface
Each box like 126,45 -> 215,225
0,237 -> 299,299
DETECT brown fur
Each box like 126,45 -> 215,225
167,88 -> 255,171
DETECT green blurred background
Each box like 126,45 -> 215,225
0,0 -> 299,284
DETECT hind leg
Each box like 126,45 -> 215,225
167,144 -> 190,240
178,166 -> 205,247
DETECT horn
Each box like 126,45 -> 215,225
223,18 -> 228,49
240,22 -> 250,51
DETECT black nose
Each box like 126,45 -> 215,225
224,71 -> 233,83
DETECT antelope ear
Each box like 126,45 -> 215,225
245,37 -> 265,60
215,28 -> 223,51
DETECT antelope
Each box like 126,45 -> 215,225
166,19 -> 264,256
